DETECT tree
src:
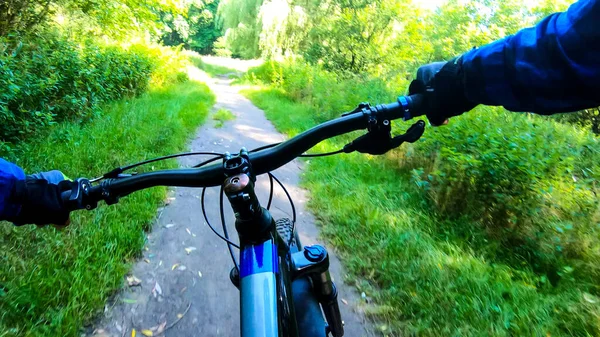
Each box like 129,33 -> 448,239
0,0 -> 52,36
160,0 -> 221,54
217,0 -> 263,58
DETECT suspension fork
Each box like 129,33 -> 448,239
222,148 -> 342,337
291,245 -> 344,337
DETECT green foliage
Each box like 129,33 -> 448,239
302,0 -> 409,73
160,0 -> 222,54
215,0 -> 571,82
242,60 -> 396,122
553,108 -> 600,135
0,33 -> 153,145
407,108 -> 600,288
0,79 -> 215,337
0,0 -> 52,36
216,0 -> 263,58
212,107 -> 236,127
240,61 -> 600,335
1,0 -> 181,39
189,53 -> 240,76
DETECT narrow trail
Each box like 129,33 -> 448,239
93,65 -> 374,337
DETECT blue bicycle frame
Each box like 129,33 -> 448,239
239,238 -> 279,337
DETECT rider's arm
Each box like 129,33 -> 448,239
0,158 -> 70,226
462,0 -> 600,114
0,158 -> 25,220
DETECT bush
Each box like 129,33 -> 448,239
243,60 -> 398,123
244,60 -> 600,291
0,33 -> 189,149
406,107 -> 600,287
243,86 -> 600,336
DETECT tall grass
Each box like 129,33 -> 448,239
0,80 -> 215,337
240,60 -> 600,336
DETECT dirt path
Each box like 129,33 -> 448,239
92,66 -> 374,337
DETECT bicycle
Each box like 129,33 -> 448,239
61,94 -> 426,337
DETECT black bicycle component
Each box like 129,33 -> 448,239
270,173 -> 297,224
224,148 -> 255,182
61,178 -> 97,211
343,101 -> 426,155
219,185 -> 239,268
201,187 -> 240,248
315,279 -> 343,337
60,94 -> 425,206
291,245 -> 329,280
290,245 -> 343,337
223,173 -> 273,243
230,266 -> 240,289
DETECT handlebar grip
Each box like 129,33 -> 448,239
381,94 -> 428,121
61,190 -> 72,203
60,178 -> 99,211
406,93 -> 427,118
397,94 -> 427,120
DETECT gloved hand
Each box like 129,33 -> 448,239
8,170 -> 72,227
409,56 -> 478,126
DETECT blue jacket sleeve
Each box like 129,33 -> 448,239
0,158 -> 25,220
461,0 -> 600,114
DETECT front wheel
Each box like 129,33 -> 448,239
276,218 -> 327,337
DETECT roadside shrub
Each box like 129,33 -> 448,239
0,33 -> 189,150
0,33 -> 152,144
245,60 -> 600,289
407,107 -> 600,287
243,60 -> 396,122
130,43 -> 189,86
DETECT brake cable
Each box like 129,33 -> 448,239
91,151 -> 225,182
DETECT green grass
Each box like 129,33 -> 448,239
242,87 -> 600,337
0,80 -> 215,337
188,54 -> 240,78
212,108 -> 236,128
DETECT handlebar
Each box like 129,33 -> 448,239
62,94 -> 427,211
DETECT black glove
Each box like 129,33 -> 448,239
8,172 -> 71,226
409,56 -> 478,126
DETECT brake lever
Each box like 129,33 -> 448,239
343,120 -> 425,155
62,178 -> 98,211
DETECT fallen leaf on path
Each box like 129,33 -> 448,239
198,271 -> 203,278
192,233 -> 197,237
171,263 -> 180,270
165,224 -> 175,228
185,228 -> 191,235
341,298 -> 348,305
132,329 -> 136,337
177,265 -> 187,271
144,247 -> 149,251
122,298 -> 137,304
152,281 -> 163,298
185,247 -> 197,255
126,276 -> 141,287
155,321 -> 167,334
141,329 -> 153,336
177,313 -> 183,319
144,259 -> 150,264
